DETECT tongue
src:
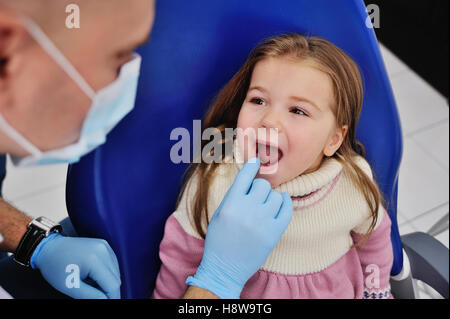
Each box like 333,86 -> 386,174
258,144 -> 280,165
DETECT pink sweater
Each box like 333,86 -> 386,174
153,155 -> 394,299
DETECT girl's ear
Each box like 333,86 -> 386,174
324,125 -> 348,157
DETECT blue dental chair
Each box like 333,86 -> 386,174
66,0 -> 449,299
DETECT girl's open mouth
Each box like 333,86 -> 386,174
256,140 -> 283,167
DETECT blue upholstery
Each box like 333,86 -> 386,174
66,0 -> 403,299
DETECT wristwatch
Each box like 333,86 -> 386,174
14,216 -> 62,267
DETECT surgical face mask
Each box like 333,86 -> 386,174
0,17 -> 142,167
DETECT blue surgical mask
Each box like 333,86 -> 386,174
0,17 -> 142,167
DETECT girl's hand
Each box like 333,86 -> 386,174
186,158 -> 293,299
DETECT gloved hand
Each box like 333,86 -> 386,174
30,233 -> 121,299
186,158 -> 293,298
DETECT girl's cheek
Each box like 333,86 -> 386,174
237,108 -> 256,130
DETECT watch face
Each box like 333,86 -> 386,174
33,217 -> 56,231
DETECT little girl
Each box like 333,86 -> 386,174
153,34 -> 394,299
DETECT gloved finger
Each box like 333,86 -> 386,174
102,241 -> 121,281
263,189 -> 283,217
248,178 -> 272,203
66,281 -> 108,299
274,192 -> 293,227
87,260 -> 121,299
230,157 -> 260,195
89,239 -> 121,283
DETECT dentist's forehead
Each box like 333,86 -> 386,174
1,0 -> 154,42
2,0 -> 154,74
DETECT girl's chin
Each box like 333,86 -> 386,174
256,164 -> 283,187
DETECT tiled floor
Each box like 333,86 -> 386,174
378,45 -> 449,248
1,44 -> 448,298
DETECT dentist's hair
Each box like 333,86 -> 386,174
177,33 -> 387,246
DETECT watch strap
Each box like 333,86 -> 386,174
14,217 -> 62,267
14,226 -> 47,267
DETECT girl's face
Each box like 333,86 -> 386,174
236,56 -> 347,188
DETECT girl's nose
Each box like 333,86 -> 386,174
258,110 -> 283,146
260,109 -> 283,133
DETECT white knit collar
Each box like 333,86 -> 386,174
275,157 -> 343,197
232,138 -> 343,197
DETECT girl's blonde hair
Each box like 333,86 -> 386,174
176,33 -> 387,247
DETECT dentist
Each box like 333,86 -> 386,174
0,0 -> 292,299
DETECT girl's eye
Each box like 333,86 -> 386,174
250,97 -> 266,106
291,107 -> 307,116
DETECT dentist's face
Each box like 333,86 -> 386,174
237,56 -> 343,188
0,0 -> 155,156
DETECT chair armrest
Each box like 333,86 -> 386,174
401,232 -> 449,299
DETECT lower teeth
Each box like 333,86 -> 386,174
256,144 -> 282,166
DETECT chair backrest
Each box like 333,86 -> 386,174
66,0 -> 404,299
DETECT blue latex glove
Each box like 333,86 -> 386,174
30,233 -> 121,299
186,158 -> 293,298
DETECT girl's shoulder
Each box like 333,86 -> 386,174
348,154 -> 374,181
355,155 -> 372,173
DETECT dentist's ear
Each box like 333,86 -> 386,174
0,9 -> 27,96
324,124 -> 348,157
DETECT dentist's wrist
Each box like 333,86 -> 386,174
13,216 -> 62,268
29,232 -> 61,269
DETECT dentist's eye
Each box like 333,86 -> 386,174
290,107 -> 307,116
250,97 -> 266,106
